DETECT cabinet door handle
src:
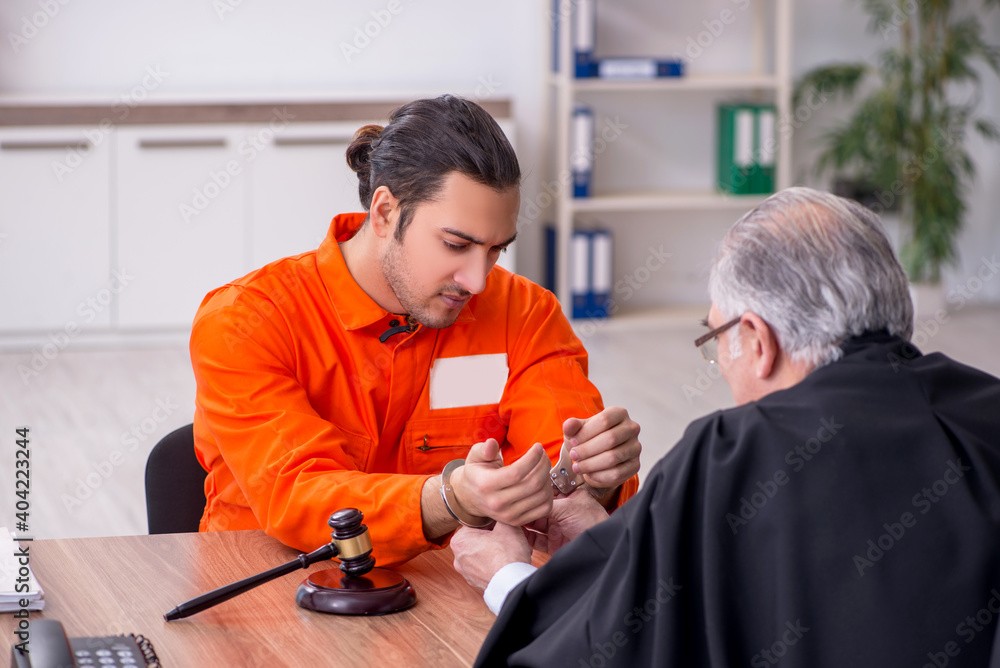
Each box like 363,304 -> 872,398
1,140 -> 90,151
272,137 -> 348,147
138,138 -> 227,149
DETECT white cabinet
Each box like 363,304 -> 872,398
248,122 -> 363,268
115,125 -> 248,329
0,127 -> 111,332
1,102 -> 517,341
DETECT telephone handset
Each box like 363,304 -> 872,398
10,619 -> 160,668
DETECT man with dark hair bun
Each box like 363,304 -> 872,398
189,95 -> 641,566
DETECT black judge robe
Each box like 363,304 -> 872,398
475,332 -> 1000,667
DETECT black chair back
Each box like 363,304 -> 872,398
145,423 -> 206,534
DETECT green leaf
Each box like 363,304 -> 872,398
942,17 -> 996,82
974,118 -> 1000,140
792,64 -> 868,110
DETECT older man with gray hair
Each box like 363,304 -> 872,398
451,187 -> 1000,667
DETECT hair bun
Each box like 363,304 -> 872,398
346,124 -> 383,174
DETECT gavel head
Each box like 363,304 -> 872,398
328,508 -> 376,577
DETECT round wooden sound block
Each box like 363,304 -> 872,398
296,567 -> 416,615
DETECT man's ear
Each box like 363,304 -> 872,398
741,312 -> 780,380
369,185 -> 398,240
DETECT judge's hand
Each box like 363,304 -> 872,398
451,522 -> 531,591
524,487 -> 608,555
563,406 -> 641,490
451,439 -> 553,527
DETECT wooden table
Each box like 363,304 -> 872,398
1,531 -> 498,666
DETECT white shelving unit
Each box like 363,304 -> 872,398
548,0 -> 793,318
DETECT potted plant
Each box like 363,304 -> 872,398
793,0 -> 1000,289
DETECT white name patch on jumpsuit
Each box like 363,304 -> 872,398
429,353 -> 509,410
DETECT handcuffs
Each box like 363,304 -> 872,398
548,439 -> 613,500
441,441 -> 614,531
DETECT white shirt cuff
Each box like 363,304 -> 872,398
483,561 -> 537,615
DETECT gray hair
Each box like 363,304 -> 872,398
709,187 -> 914,368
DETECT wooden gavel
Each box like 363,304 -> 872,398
165,508 -> 414,620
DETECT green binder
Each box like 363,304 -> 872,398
753,106 -> 776,194
717,103 -> 777,195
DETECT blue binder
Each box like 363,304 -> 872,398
587,228 -> 612,319
571,230 -> 590,319
544,224 -> 557,292
569,228 -> 612,319
572,105 -> 594,198
573,0 -> 596,78
594,57 -> 684,79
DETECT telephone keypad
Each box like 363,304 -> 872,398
70,636 -> 147,667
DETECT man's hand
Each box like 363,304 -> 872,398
563,406 -> 641,490
451,439 -> 553,526
451,523 -> 531,591
524,488 -> 608,554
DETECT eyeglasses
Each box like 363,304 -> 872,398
694,316 -> 741,364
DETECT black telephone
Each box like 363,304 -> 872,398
9,620 -> 159,668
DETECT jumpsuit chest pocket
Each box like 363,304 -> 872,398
402,412 -> 508,475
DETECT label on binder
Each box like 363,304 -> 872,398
573,0 -> 595,56
571,105 -> 595,197
596,58 -> 684,79
735,109 -> 755,168
599,58 -> 656,78
758,109 -> 776,167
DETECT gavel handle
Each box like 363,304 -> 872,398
164,543 -> 337,621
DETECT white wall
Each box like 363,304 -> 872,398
1,0 -> 997,304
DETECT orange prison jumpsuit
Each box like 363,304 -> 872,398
190,213 -> 638,566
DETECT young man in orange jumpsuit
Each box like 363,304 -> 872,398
190,95 -> 641,566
